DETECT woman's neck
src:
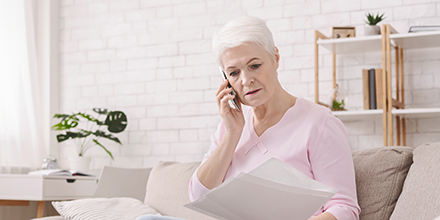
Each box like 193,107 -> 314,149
252,88 -> 296,136
253,88 -> 296,120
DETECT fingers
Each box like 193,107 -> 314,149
216,80 -> 232,104
216,80 -> 241,113
216,80 -> 229,96
217,88 -> 234,107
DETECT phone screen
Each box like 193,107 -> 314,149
220,68 -> 241,112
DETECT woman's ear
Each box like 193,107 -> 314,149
274,47 -> 280,66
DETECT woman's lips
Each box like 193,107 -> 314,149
245,89 -> 261,96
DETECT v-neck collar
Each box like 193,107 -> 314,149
242,98 -> 301,155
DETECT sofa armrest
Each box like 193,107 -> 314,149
94,166 -> 152,201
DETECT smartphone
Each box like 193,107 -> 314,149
220,68 -> 241,112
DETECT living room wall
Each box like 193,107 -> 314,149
57,0 -> 440,171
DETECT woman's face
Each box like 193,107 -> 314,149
221,43 -> 280,108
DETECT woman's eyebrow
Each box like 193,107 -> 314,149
225,65 -> 236,71
246,57 -> 260,65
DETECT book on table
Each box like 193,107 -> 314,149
185,158 -> 336,220
28,169 -> 95,177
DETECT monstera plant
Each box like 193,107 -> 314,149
52,108 -> 127,160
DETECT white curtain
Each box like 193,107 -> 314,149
0,0 -> 47,173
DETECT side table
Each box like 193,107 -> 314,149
0,174 -> 97,218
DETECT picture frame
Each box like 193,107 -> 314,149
331,26 -> 356,39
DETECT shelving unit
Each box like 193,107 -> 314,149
332,109 -> 383,121
315,25 -> 440,146
392,108 -> 440,119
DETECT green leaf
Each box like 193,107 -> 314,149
52,114 -> 81,130
56,134 -> 70,143
93,108 -> 109,115
93,130 -> 122,144
76,112 -> 106,126
93,139 -> 114,160
365,12 -> 385,25
78,113 -> 100,123
105,111 -> 127,133
52,119 -> 79,130
56,131 -> 91,143
53,114 -> 71,120
332,99 -> 345,110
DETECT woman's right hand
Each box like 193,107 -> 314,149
195,80 -> 245,190
216,80 -> 245,133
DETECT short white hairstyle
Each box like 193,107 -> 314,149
212,16 -> 276,67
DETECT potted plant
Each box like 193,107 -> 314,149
52,108 -> 127,172
331,99 -> 346,111
364,12 -> 385,35
329,84 -> 347,111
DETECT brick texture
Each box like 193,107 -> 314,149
58,0 -> 440,171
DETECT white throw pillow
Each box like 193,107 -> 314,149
52,197 -> 161,220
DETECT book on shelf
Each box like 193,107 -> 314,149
28,169 -> 95,177
362,69 -> 384,110
408,26 -> 440,33
375,69 -> 384,109
369,69 -> 377,109
185,158 -> 336,220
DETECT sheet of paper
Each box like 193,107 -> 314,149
185,158 -> 337,220
248,157 -> 336,193
184,196 -> 240,220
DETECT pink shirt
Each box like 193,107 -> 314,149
189,98 -> 360,220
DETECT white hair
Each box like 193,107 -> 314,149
212,16 -> 276,67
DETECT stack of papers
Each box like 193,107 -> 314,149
185,158 -> 336,220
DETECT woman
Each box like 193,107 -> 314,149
189,16 -> 360,220
138,16 -> 360,220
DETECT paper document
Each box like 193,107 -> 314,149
185,158 -> 336,220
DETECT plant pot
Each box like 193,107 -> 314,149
68,156 -> 91,172
364,25 -> 381,36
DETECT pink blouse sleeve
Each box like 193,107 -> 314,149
308,113 -> 361,220
188,121 -> 226,202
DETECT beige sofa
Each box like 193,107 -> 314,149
36,142 -> 440,220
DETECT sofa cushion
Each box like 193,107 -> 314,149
145,161 -> 216,220
390,142 -> 440,220
52,197 -> 160,220
30,217 -> 65,220
352,146 -> 413,220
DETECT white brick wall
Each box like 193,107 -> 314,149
58,0 -> 440,171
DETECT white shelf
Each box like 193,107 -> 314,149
392,108 -> 440,119
317,30 -> 440,54
332,109 -> 383,121
317,35 -> 382,54
390,31 -> 440,49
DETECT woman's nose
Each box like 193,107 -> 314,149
240,70 -> 254,86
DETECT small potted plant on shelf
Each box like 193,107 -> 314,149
331,99 -> 346,111
364,12 -> 385,36
329,84 -> 346,111
52,108 -> 127,172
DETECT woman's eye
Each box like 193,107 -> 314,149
250,64 -> 261,70
229,70 -> 239,76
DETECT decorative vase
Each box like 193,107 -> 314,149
68,156 -> 91,172
364,25 -> 381,36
